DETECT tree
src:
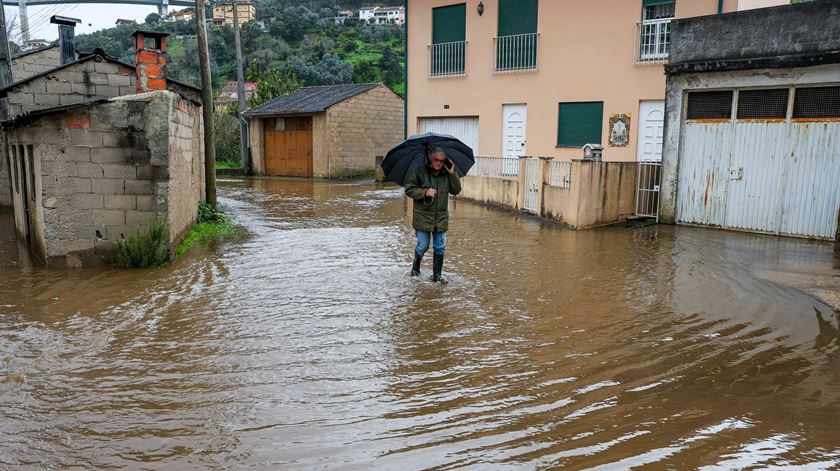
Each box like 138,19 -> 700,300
379,47 -> 402,88
145,13 -> 162,25
290,54 -> 353,86
246,58 -> 302,107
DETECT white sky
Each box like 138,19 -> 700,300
3,4 -> 189,43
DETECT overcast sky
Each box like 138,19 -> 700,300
4,4 -> 189,43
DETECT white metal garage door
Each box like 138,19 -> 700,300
418,117 -> 479,155
677,87 -> 840,239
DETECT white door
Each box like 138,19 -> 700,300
637,100 -> 664,162
502,104 -> 526,176
418,117 -> 479,155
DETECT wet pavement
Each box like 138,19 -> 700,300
2,178 -> 840,469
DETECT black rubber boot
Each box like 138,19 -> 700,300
411,252 -> 423,277
431,253 -> 446,283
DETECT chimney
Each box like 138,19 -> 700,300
131,30 -> 170,93
50,15 -> 81,65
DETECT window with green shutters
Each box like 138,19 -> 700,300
431,4 -> 466,76
495,0 -> 538,71
557,102 -> 604,148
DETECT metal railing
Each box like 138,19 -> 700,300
429,40 -> 467,77
470,156 -> 519,179
494,33 -> 539,72
636,161 -> 662,220
547,160 -> 572,188
636,18 -> 672,63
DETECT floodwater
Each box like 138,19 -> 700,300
2,178 -> 840,470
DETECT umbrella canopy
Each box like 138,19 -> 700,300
381,132 -> 475,186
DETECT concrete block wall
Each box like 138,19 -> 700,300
4,58 -> 136,120
324,84 -> 404,177
12,47 -> 62,81
0,136 -> 11,207
5,91 -> 204,266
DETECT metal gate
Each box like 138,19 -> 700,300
523,157 -> 539,213
636,161 -> 662,220
676,90 -> 840,239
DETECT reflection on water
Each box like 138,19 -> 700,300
1,178 -> 839,469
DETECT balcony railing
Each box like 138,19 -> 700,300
636,18 -> 672,63
429,41 -> 467,77
494,33 -> 539,72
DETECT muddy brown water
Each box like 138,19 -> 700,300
2,178 -> 840,469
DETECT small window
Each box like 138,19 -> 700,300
275,118 -> 285,131
792,86 -> 840,119
686,91 -> 733,120
737,89 -> 788,120
557,102 -> 603,147
643,0 -> 676,21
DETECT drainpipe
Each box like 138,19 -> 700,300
718,0 -> 724,14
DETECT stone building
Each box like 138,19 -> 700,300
659,0 -> 840,240
11,45 -> 64,82
244,83 -> 404,178
1,30 -> 205,266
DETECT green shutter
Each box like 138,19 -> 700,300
557,102 -> 604,147
498,0 -> 538,36
643,0 -> 675,6
432,4 -> 466,44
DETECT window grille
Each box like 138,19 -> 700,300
737,89 -> 789,120
686,91 -> 734,120
793,86 -> 840,119
547,161 -> 572,188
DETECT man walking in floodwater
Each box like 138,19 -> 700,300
404,147 -> 462,283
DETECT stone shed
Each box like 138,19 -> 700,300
3,91 -> 204,267
1,30 -> 205,266
243,83 -> 404,178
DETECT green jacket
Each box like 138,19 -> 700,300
405,164 -> 462,232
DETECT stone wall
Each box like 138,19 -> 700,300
12,46 -> 62,81
3,57 -> 136,120
324,84 -> 404,178
5,91 -> 204,266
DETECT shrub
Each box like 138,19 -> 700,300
198,202 -> 227,224
115,219 -> 169,268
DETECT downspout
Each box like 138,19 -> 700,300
403,0 -> 408,139
718,0 -> 724,14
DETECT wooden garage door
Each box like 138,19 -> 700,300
263,116 -> 313,177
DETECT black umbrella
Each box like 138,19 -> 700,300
381,132 -> 475,186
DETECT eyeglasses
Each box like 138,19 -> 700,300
432,158 -> 446,163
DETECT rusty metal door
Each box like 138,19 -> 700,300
263,117 -> 313,177
676,122 -> 732,227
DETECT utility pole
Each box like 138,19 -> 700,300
0,3 -> 14,89
196,0 -> 217,208
232,0 -> 250,174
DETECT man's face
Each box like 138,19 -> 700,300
430,152 -> 446,171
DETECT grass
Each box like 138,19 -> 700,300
115,219 -> 169,268
175,203 -> 245,258
216,161 -> 242,170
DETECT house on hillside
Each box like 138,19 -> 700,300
0,30 -> 205,266
115,19 -> 137,25
212,0 -> 256,27
214,80 -> 257,111
660,0 -> 840,241
243,83 -> 404,178
166,10 -> 196,22
335,9 -> 353,25
359,6 -> 405,25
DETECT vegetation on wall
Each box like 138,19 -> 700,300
176,203 -> 244,258
115,219 -> 170,268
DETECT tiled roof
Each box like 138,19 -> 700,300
242,83 -> 378,117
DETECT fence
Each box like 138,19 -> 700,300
494,33 -> 539,72
636,18 -> 672,63
547,160 -> 572,188
429,41 -> 467,77
471,156 -> 519,179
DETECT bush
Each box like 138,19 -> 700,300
115,219 -> 169,268
214,112 -> 241,166
198,202 -> 227,224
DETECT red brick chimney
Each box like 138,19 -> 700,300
132,30 -> 169,93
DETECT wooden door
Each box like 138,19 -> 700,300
263,116 -> 313,177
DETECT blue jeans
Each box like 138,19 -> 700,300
415,230 -> 446,257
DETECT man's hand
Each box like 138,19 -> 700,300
444,158 -> 456,174
425,188 -> 437,198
